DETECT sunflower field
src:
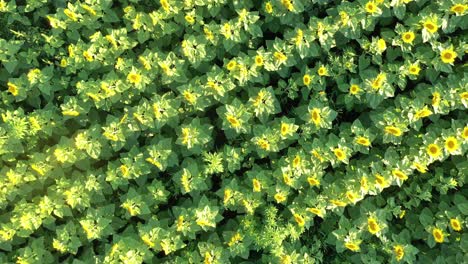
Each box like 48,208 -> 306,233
0,0 -> 467,263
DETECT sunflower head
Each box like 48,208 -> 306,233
252,179 -> 261,192
440,49 -> 457,64
355,136 -> 371,146
365,1 -> 378,14
412,162 -> 428,173
432,228 -> 444,243
349,84 -> 360,95
463,126 -> 468,139
127,72 -> 142,85
367,217 -> 380,234
303,74 -> 311,86
293,213 -> 305,226
345,242 -> 360,252
423,20 -> 438,34
333,148 -> 346,161
309,108 -> 322,125
317,66 -> 328,76
394,245 -> 405,261
7,82 -> 19,96
254,55 -> 263,66
408,64 -> 421,75
402,31 -> 415,44
226,60 -> 237,71
392,169 -> 408,181
426,143 -> 441,158
265,2 -> 273,14
384,126 -> 402,137
450,218 -> 462,231
445,136 -> 459,153
451,4 -> 467,15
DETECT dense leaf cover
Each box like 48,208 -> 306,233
0,0 -> 467,263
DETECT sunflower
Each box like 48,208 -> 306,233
367,217 -> 380,234
440,48 -> 457,64
226,114 -> 241,128
160,0 -> 170,11
294,29 -> 303,46
307,207 -> 324,217
377,38 -> 386,53
346,191 -> 358,203
360,177 -> 369,192
412,162 -> 428,173
281,0 -> 294,11
463,126 -> 468,139
274,193 -> 287,203
423,19 -> 438,34
371,73 -> 386,90
184,15 -> 195,25
432,92 -> 441,107
204,27 -> 214,41
274,51 -> 287,63
227,232 -> 242,247
408,64 -> 421,75
349,84 -> 361,95
257,138 -> 270,150
7,82 -> 19,96
223,189 -> 233,204
392,169 -> 408,181
339,11 -> 349,25
426,143 -> 441,158
451,4 -> 467,15
309,108 -> 321,125
414,107 -> 432,119
252,179 -> 261,192
444,136 -> 459,153
375,174 -> 388,188
330,199 -> 347,207
303,74 -> 311,86
127,72 -> 142,85
293,213 -> 305,227
401,31 -> 415,44
221,23 -> 232,39
83,50 -> 94,62
307,177 -> 320,186
460,92 -> 468,101
394,245 -> 405,261
355,136 -> 371,147
280,122 -> 290,136
333,148 -> 346,161
182,90 -> 197,105
432,228 -> 444,243
265,2 -> 273,14
64,8 -> 78,21
365,1 -> 378,14
450,218 -> 462,231
119,164 -> 130,177
384,126 -> 402,137
60,58 -> 68,67
292,155 -> 301,168
82,4 -> 96,16
345,242 -> 360,252
254,55 -> 264,67
317,66 -> 328,76
226,60 -> 237,71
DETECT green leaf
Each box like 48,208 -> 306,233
3,59 -> 18,73
419,208 -> 434,226
457,202 -> 468,215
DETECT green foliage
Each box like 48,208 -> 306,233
0,0 -> 467,263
